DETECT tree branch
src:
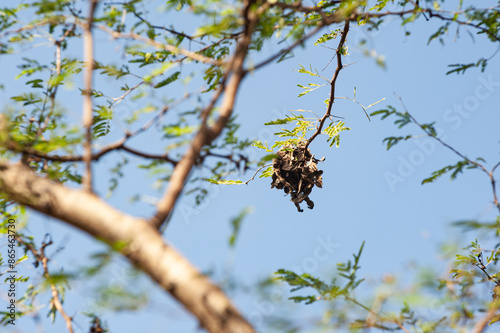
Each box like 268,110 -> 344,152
149,0 -> 260,230
17,235 -> 74,333
471,305 -> 499,333
82,0 -> 99,192
97,25 -> 224,66
6,140 -> 177,165
397,97 -> 500,214
305,20 -> 349,150
243,163 -> 272,184
129,8 -> 203,44
0,160 -> 254,333
251,24 -> 324,71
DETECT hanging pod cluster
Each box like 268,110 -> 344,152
271,141 -> 324,212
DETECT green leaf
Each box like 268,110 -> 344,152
428,24 -> 449,45
92,105 -> 113,138
205,178 -> 243,185
154,71 -> 180,88
421,159 -> 472,184
294,64 -> 320,78
252,140 -> 272,152
26,79 -> 44,88
489,314 -> 500,325
94,61 -> 130,78
163,124 -> 196,138
297,82 -> 324,97
264,114 -> 304,126
453,219 -> 500,232
382,135 -> 413,150
369,0 -> 391,11
314,30 -> 339,46
10,92 -> 42,106
229,206 -> 254,247
370,106 -> 397,120
446,58 -> 488,75
259,166 -> 273,178
421,122 -> 437,136
323,121 -> 350,148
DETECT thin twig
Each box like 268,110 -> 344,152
397,96 -> 500,214
305,20 -> 349,150
17,236 -> 74,333
0,21 -> 74,39
121,145 -> 178,165
7,139 -> 177,165
271,1 -> 336,14
398,96 -> 483,170
129,92 -> 192,137
96,25 -> 223,66
109,80 -> 145,107
345,295 -> 411,333
251,24 -> 324,71
36,24 -> 76,140
130,9 -> 202,44
394,321 -> 411,333
427,10 -> 500,43
201,151 -> 249,171
244,163 -> 272,184
476,253 -> 500,286
489,161 -> 500,212
6,90 -> 192,165
492,161 -> 500,174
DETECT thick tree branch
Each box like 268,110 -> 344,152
149,0 -> 260,229
0,160 -> 254,333
82,0 -> 99,192
471,305 -> 499,333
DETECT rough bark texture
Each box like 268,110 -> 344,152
0,160 -> 254,333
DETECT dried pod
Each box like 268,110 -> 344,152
271,141 -> 324,212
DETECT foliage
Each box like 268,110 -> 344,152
228,206 -> 254,247
0,0 -> 500,332
275,242 -> 365,305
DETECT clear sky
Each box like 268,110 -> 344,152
1,1 -> 500,332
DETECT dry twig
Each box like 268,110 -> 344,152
17,235 -> 74,333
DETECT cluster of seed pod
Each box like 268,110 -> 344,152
270,141 -> 324,212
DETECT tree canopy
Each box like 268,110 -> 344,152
1,0 -> 500,332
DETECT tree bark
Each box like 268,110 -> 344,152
0,160 -> 255,333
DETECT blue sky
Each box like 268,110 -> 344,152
1,1 -> 500,332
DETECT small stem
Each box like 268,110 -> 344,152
397,96 -> 500,214
345,295 -> 411,333
244,163 -> 272,184
16,236 -> 74,333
